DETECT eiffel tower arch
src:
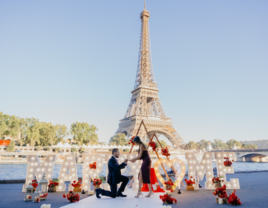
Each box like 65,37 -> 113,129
115,3 -> 185,149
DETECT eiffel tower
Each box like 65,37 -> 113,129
115,1 -> 185,149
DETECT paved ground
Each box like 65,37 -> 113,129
0,172 -> 267,208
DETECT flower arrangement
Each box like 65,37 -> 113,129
71,180 -> 82,188
212,176 -> 224,184
161,147 -> 170,156
48,180 -> 59,188
40,193 -> 48,198
128,136 -> 135,145
32,179 -> 38,189
159,194 -> 177,204
228,190 -> 242,206
164,179 -> 174,191
213,184 -> 228,199
149,141 -> 157,151
89,162 -> 96,169
93,179 -> 102,188
224,157 -> 234,166
185,176 -> 196,186
63,191 -> 80,203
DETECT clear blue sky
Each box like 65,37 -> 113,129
0,0 -> 267,144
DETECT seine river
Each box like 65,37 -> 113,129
0,162 -> 268,180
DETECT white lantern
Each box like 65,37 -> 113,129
39,174 -> 48,200
24,182 -> 34,202
33,186 -> 41,203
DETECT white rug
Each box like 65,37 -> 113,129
60,189 -> 164,208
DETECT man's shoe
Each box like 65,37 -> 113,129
96,188 -> 102,198
117,191 -> 127,197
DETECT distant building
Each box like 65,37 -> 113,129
207,143 -> 212,151
240,140 -> 268,149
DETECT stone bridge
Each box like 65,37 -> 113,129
210,149 -> 268,162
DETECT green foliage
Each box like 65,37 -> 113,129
184,141 -> 198,150
196,140 -> 210,150
123,148 -> 130,152
212,139 -> 229,150
71,147 -> 77,152
159,140 -> 167,148
6,140 -> 15,152
70,122 -> 98,146
99,176 -> 106,183
44,147 -> 51,151
79,148 -> 85,153
54,147 -> 61,152
109,133 -> 128,146
226,139 -> 242,149
242,144 -> 258,149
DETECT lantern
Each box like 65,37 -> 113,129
39,174 -> 48,200
24,182 -> 34,202
33,186 -> 41,202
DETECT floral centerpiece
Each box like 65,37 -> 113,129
149,141 -> 157,151
228,190 -> 242,206
212,176 -> 224,188
161,147 -> 170,157
185,176 -> 195,191
213,184 -> 228,204
89,162 -> 96,169
159,194 -> 177,205
93,179 -> 102,189
32,179 -> 38,192
48,179 -> 59,192
63,191 -> 80,203
224,157 -> 234,166
40,193 -> 48,199
164,179 -> 174,191
72,180 -> 82,192
128,136 -> 135,145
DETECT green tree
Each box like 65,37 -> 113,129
39,122 -> 57,146
70,122 -> 98,146
242,144 -> 258,149
184,141 -> 197,150
212,139 -> 229,150
0,112 -> 7,139
159,140 -> 167,148
196,140 -> 210,150
24,118 -> 41,146
109,133 -> 128,146
71,147 -> 77,152
226,139 -> 242,149
6,140 -> 15,152
55,124 -> 69,144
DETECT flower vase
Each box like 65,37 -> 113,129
216,196 -> 219,203
48,186 -> 56,192
33,188 -> 36,193
73,185 -> 81,193
186,184 -> 194,191
165,185 -> 172,190
219,198 -> 224,204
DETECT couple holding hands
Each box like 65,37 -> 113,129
96,136 -> 154,199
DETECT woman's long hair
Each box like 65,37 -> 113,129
133,136 -> 142,145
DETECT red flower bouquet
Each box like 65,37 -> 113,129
213,184 -> 228,198
149,141 -> 157,151
185,176 -> 196,186
223,157 -> 234,166
71,180 -> 82,188
48,180 -> 59,188
63,191 -> 80,203
228,190 -> 242,206
128,136 -> 135,145
89,162 -> 97,169
164,179 -> 174,191
32,179 -> 38,191
161,147 -> 170,157
93,179 -> 102,188
159,194 -> 177,204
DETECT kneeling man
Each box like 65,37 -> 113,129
96,148 -> 129,198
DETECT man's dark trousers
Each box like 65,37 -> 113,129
101,175 -> 129,198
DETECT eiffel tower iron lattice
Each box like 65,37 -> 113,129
115,3 -> 186,149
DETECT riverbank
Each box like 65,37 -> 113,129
0,172 -> 267,208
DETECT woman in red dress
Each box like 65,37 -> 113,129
129,136 -> 153,198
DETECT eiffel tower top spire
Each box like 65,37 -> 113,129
134,1 -> 157,90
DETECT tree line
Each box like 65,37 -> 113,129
184,139 -> 258,150
0,112 -> 98,147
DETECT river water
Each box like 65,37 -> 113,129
0,162 -> 268,180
